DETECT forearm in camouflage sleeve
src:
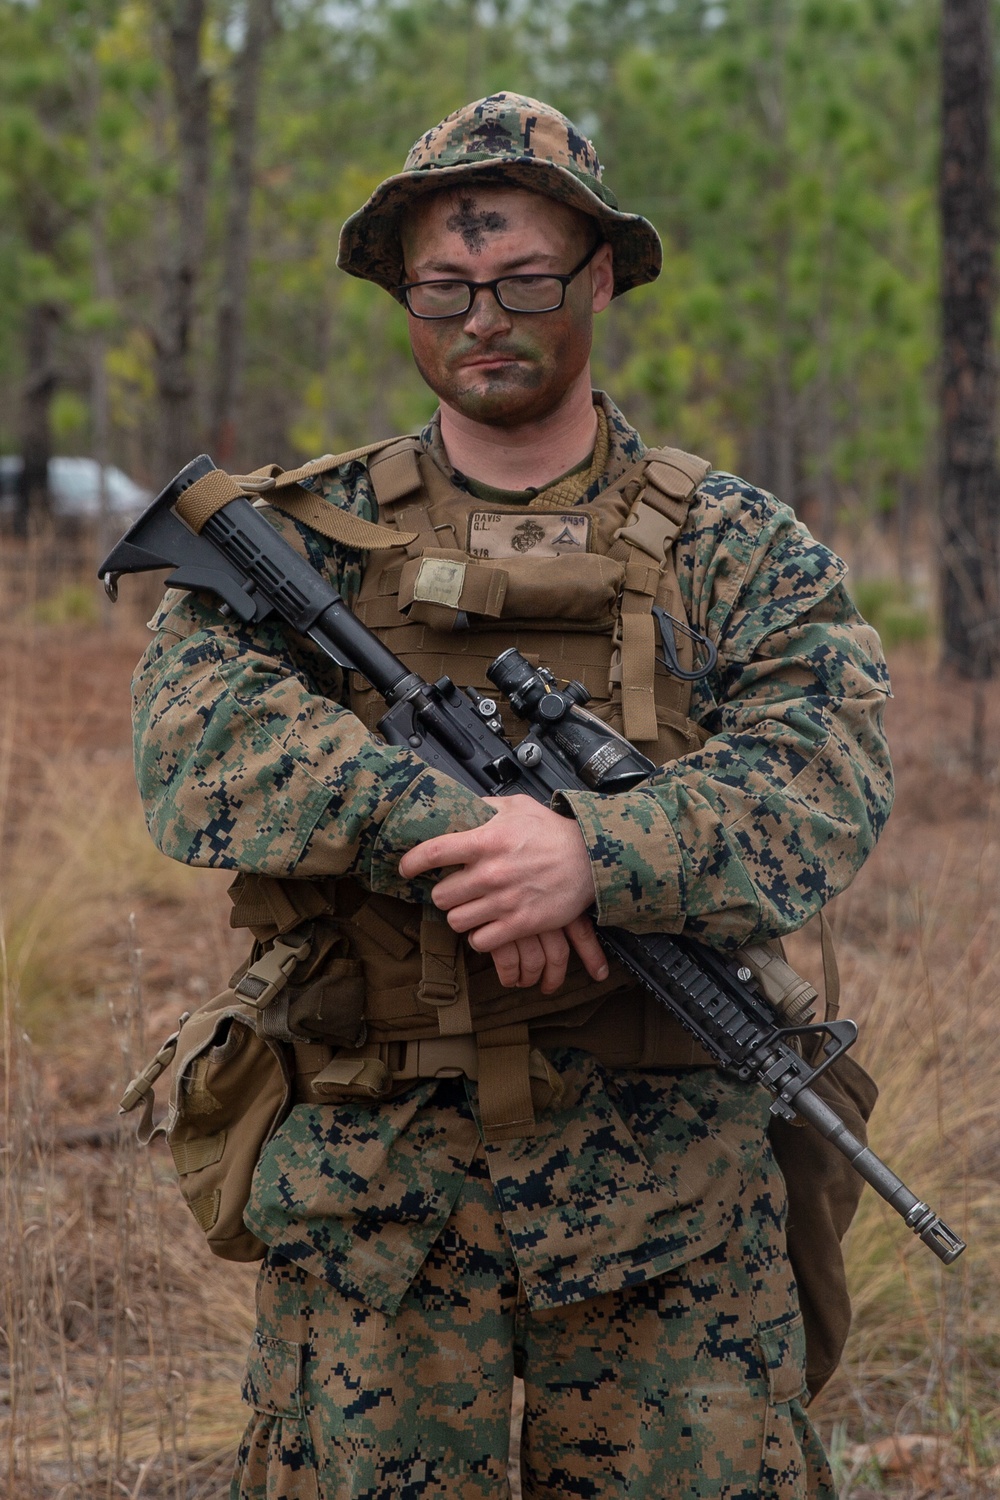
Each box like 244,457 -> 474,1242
131,590 -> 493,896
556,481 -> 894,946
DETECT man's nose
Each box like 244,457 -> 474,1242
462,286 -> 513,337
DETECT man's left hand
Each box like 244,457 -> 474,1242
398,793 -> 599,957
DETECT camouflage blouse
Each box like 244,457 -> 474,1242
133,393 -> 892,944
131,394 -> 893,1309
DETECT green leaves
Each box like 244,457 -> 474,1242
0,0 -> 947,543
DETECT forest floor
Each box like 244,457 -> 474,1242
1,545 -> 998,1498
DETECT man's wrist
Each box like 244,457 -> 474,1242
552,788 -> 685,932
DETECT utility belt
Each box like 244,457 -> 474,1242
226,902 -> 827,1141
288,989 -> 720,1125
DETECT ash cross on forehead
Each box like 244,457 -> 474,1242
446,196 -> 508,253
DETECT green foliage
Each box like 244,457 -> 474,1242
32,581 -> 101,626
0,0 -> 951,555
852,577 -> 933,649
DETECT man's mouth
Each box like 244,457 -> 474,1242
460,353 -> 522,367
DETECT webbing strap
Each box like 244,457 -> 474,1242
607,446 -> 711,744
173,456 -> 416,552
417,908 -> 472,1036
819,909 -> 841,1021
618,619 -> 659,742
233,437 -> 405,492
476,1023 -> 536,1141
174,470 -> 245,531
266,488 -> 416,551
119,1019 -> 187,1144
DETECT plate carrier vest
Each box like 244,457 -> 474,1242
217,434 -> 815,1143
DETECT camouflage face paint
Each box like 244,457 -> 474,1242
445,195 -> 509,253
403,187 -> 599,428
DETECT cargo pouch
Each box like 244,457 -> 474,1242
119,987 -> 294,1261
118,916 -> 336,1263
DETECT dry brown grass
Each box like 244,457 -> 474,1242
1,549 -> 998,1497
799,655 -> 1000,1498
2,546 -> 256,1498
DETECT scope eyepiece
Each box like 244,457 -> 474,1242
487,648 -> 554,716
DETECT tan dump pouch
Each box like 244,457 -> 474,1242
397,549 -> 626,631
122,990 -> 293,1262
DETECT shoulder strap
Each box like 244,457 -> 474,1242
643,445 -> 713,499
608,445 -> 711,745
267,435 -> 425,550
231,436 -> 410,493
175,438 -> 422,552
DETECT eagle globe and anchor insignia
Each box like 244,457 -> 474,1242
511,518 -> 547,552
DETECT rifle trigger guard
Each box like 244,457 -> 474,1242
651,605 -> 718,681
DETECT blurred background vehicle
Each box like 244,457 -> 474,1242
0,456 -> 151,524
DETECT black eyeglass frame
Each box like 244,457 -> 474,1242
396,240 -> 605,320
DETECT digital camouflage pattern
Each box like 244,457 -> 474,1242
131,391 -> 891,1495
246,1054 -> 781,1315
337,93 -> 663,299
233,1095 -> 835,1499
132,392 -> 892,947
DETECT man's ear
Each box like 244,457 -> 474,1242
591,242 -> 615,313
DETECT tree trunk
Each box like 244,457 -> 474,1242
15,301 -> 61,536
153,0 -> 212,481
939,0 -> 999,678
88,50 -> 116,573
209,0 -> 275,467
773,250 -> 796,510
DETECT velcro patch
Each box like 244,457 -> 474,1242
413,557 -> 467,607
468,511 -> 591,559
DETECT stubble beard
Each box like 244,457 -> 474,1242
411,331 -> 583,429
440,366 -> 549,428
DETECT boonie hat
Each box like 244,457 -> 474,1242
337,92 -> 662,300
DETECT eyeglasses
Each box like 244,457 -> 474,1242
397,240 -> 604,320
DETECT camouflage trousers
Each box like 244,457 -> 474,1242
231,1141 -> 834,1500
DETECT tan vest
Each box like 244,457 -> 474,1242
227,437 -> 746,1141
348,435 -> 712,759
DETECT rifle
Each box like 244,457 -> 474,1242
100,455 -> 966,1266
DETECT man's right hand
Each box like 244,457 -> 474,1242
489,914 -> 607,994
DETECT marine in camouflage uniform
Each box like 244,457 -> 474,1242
132,94 -> 893,1498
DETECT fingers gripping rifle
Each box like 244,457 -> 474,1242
101,455 -> 966,1266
